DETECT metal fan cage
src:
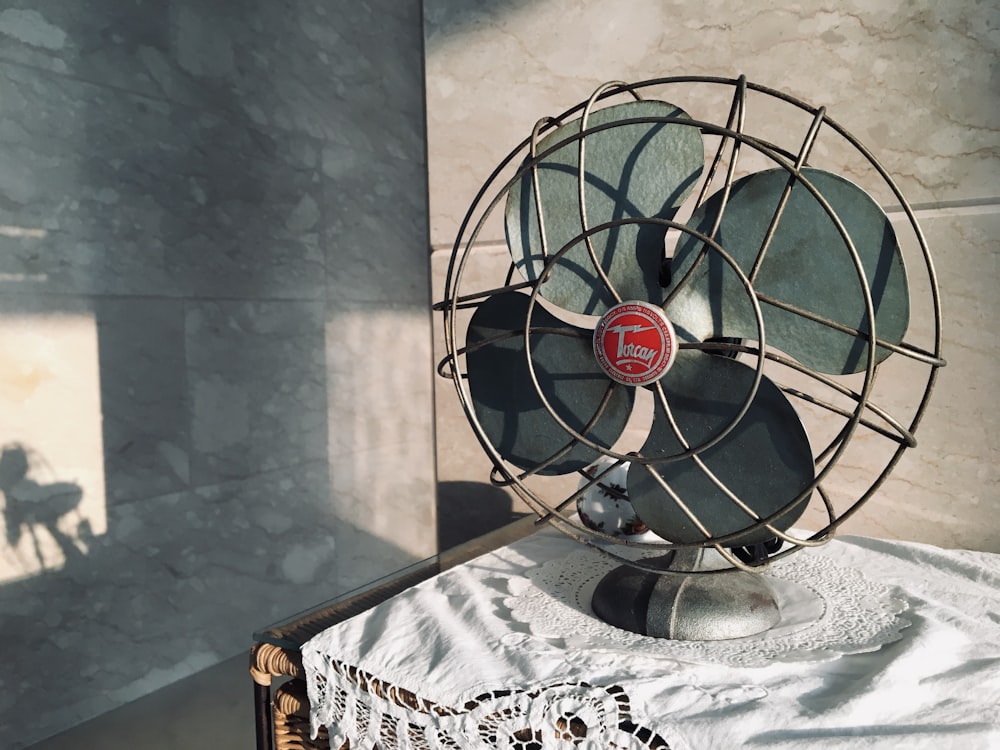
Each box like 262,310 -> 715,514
435,75 -> 945,575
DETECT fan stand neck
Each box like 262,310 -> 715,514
591,550 -> 781,640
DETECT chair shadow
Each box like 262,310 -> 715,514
0,444 -> 88,571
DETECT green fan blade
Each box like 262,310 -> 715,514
627,351 -> 814,546
670,168 -> 909,375
466,292 -> 634,476
506,99 -> 704,315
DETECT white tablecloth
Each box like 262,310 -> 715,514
303,528 -> 1000,749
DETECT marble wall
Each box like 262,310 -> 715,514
0,2 -> 435,746
424,0 -> 1000,551
3,0 -> 997,743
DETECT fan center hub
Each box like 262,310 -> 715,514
593,301 -> 677,386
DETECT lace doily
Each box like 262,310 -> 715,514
506,548 -> 911,668
308,658 -> 677,750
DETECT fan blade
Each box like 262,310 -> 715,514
505,99 -> 704,316
662,248 -> 759,348
627,351 -> 814,546
466,292 -> 635,476
670,167 -> 909,375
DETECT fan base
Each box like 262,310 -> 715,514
591,551 -> 781,640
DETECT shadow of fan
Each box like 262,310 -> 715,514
0,444 -> 87,570
437,480 -> 530,551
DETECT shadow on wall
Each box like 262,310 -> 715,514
423,0 -> 538,51
437,480 -> 529,550
0,2 -> 339,746
0,444 -> 90,573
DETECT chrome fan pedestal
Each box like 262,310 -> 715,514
591,550 -> 780,640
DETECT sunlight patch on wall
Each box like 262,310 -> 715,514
325,308 -> 438,561
0,224 -> 48,239
0,310 -> 106,584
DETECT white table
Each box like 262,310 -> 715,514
303,527 -> 1000,749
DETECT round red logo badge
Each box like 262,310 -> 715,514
593,301 -> 677,386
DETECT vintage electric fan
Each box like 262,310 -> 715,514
437,76 -> 944,640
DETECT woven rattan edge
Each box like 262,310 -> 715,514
273,679 -> 335,750
251,642 -> 305,685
